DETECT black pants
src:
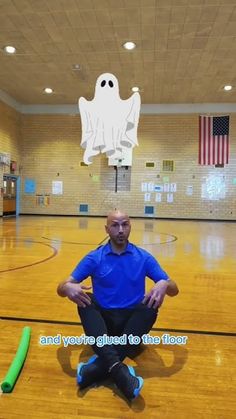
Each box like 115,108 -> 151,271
77,294 -> 158,369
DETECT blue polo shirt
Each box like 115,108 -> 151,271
71,241 -> 169,309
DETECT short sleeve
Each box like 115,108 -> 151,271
71,253 -> 97,282
145,254 -> 169,282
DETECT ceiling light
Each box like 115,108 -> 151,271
4,45 -> 16,54
123,41 -> 136,50
72,64 -> 81,71
132,86 -> 140,92
44,87 -> 53,94
223,85 -> 232,91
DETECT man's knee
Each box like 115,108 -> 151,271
77,304 -> 96,314
77,295 -> 98,316
134,304 -> 158,327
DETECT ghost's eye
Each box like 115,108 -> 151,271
109,80 -> 114,87
101,80 -> 106,87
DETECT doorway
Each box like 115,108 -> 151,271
3,175 -> 20,216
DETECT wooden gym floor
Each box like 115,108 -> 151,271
0,215 -> 235,419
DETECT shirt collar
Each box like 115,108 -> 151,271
104,241 -> 133,255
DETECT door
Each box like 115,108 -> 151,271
3,176 -> 17,216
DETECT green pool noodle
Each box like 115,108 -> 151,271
1,326 -> 31,393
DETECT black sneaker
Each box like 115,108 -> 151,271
77,355 -> 108,389
111,363 -> 143,400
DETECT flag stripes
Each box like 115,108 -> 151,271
199,115 -> 229,165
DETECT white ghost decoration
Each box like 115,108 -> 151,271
78,73 -> 141,165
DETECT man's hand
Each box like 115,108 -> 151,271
58,281 -> 92,307
142,280 -> 169,309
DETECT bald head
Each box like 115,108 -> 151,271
106,210 -> 130,226
105,210 -> 131,248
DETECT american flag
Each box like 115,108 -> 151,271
199,115 -> 230,165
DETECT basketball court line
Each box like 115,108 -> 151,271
0,236 -> 108,274
0,316 -> 235,337
40,235 -> 109,246
0,240 -> 58,273
41,234 -> 177,246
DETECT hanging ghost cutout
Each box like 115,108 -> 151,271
78,73 -> 141,165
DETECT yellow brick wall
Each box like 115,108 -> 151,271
0,100 -> 21,215
19,112 -> 236,220
1,100 -> 235,219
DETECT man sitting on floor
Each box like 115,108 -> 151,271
57,210 -> 179,400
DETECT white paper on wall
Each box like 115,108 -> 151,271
155,193 -> 162,202
141,182 -> 148,192
167,193 -> 173,203
144,193 -> 151,202
163,183 -> 170,192
52,181 -> 63,195
170,183 -> 177,192
186,185 -> 193,196
147,182 -> 154,192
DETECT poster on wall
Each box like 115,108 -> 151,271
186,185 -> 193,196
155,193 -> 162,202
36,194 -> 50,206
141,182 -> 148,192
52,181 -> 63,195
147,182 -> 154,192
154,184 -> 163,192
144,193 -> 151,202
0,152 -> 10,166
170,183 -> 177,192
24,179 -> 36,194
163,183 -> 170,192
167,193 -> 174,203
201,175 -> 226,200
163,176 -> 169,183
